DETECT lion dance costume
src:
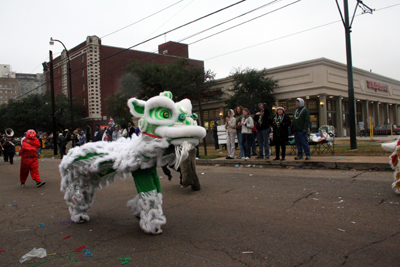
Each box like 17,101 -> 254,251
382,139 -> 400,194
59,92 -> 206,234
20,129 -> 46,188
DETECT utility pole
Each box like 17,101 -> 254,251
336,0 -> 373,150
49,51 -> 58,156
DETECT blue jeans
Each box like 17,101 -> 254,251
294,131 -> 310,157
241,133 -> 253,158
237,132 -> 244,157
251,132 -> 257,155
257,128 -> 270,158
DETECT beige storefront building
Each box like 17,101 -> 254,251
198,58 -> 400,138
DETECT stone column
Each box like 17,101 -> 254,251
385,103 -> 390,124
363,100 -> 369,129
373,102 -> 380,127
319,94 -> 327,127
394,104 -> 398,126
336,96 -> 343,137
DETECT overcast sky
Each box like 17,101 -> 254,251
1,0 -> 399,81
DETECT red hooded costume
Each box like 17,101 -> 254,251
20,130 -> 42,184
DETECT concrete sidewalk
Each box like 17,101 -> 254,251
197,155 -> 392,171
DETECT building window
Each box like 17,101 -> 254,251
58,80 -> 61,86
82,69 -> 85,77
83,98 -> 86,105
202,108 -> 220,129
327,100 -> 336,111
83,84 -> 85,91
81,54 -> 85,62
306,100 -> 317,110
287,101 -> 297,111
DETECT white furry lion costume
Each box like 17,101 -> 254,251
382,139 -> 400,194
59,91 -> 206,234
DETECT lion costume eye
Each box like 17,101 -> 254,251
150,107 -> 172,120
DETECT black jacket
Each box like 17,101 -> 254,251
93,129 -> 103,142
272,113 -> 291,142
3,139 -> 16,153
254,104 -> 271,130
127,127 -> 135,138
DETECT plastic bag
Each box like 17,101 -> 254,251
19,248 -> 47,263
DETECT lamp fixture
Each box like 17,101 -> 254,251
49,37 -> 54,46
320,101 -> 324,106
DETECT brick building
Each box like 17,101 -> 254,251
45,35 -> 203,134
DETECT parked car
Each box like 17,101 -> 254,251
360,124 -> 400,136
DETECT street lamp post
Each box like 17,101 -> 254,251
49,37 -> 74,131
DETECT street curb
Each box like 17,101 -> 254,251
196,159 -> 390,171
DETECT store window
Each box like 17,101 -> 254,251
306,100 -> 317,110
327,100 -> 336,111
202,108 -> 220,130
278,101 -> 287,110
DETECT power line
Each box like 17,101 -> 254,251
189,0 -> 302,45
16,2 -> 400,101
177,0 -> 282,43
15,0 -> 246,100
144,0 -> 197,40
101,0 -> 184,39
205,2 -> 400,61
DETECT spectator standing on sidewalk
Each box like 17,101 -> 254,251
92,124 -> 103,142
240,108 -> 254,160
77,130 -> 86,146
58,133 -> 67,159
235,106 -> 245,159
272,107 -> 291,161
212,120 -> 220,150
127,122 -> 135,138
65,129 -> 72,152
254,103 -> 272,159
292,98 -> 311,160
250,109 -> 258,156
225,109 -> 236,159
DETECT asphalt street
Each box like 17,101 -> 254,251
1,157 -> 400,267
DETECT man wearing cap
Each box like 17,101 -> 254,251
292,98 -> 311,160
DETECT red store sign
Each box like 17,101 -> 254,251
367,80 -> 388,92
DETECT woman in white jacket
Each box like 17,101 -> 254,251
225,109 -> 236,159
240,108 -> 254,160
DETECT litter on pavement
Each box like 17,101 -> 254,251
19,248 -> 47,263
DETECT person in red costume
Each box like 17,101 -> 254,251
19,129 -> 46,188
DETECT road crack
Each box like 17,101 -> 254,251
341,231 -> 400,265
293,253 -> 319,267
286,192 -> 316,210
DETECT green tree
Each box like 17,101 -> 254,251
0,91 -> 85,136
105,92 -> 133,127
122,58 -> 219,155
226,68 -> 277,112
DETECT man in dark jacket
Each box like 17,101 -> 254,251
58,133 -> 67,159
127,122 -> 135,138
254,103 -> 272,159
212,120 -> 220,150
292,98 -> 311,160
92,124 -> 103,142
